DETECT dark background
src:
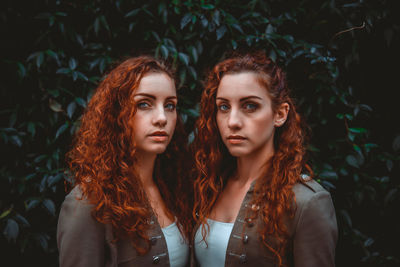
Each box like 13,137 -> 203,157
1,0 -> 399,266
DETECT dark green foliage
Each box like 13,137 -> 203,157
1,0 -> 399,266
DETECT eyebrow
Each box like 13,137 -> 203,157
133,93 -> 177,100
216,96 -> 262,102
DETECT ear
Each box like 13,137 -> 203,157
274,103 -> 289,127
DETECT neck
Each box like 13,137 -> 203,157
135,151 -> 157,188
235,142 -> 275,186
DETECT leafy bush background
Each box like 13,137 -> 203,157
1,0 -> 399,266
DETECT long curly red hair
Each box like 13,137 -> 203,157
193,51 -> 312,266
66,56 -> 191,254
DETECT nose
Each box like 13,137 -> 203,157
152,105 -> 167,127
227,109 -> 242,130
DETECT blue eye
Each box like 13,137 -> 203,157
218,104 -> 229,112
165,103 -> 176,111
137,102 -> 150,109
243,103 -> 258,111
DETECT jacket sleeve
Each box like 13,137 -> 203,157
293,190 -> 338,267
57,189 -> 106,267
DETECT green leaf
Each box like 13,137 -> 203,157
201,4 -> 215,10
17,62 -> 26,78
49,98 -> 63,112
181,13 -> 192,29
35,233 -> 49,251
160,45 -> 169,58
26,199 -> 40,211
191,46 -> 198,63
36,52 -> 44,68
346,155 -> 359,168
67,102 -> 76,119
11,135 -> 22,147
188,66 -> 197,80
232,24 -> 244,34
27,122 -> 35,137
56,68 -> 70,74
3,219 -> 19,242
340,209 -> 352,228
349,127 -> 367,134
319,171 -> 338,179
69,58 -> 77,70
384,188 -> 398,206
393,135 -> 400,151
75,97 -> 86,108
0,207 -> 12,219
94,17 -> 100,35
56,123 -> 69,139
125,8 -> 140,17
216,25 -> 227,40
15,214 -> 30,227
42,199 -> 56,216
178,52 -> 189,66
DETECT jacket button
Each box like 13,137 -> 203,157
239,254 -> 247,264
243,235 -> 249,244
245,218 -> 254,227
152,256 -> 160,264
150,237 -> 157,245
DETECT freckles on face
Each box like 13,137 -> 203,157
131,72 -> 177,155
215,72 -> 277,158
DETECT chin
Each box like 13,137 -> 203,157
139,144 -> 168,155
226,147 -> 250,157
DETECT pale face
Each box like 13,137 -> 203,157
131,72 -> 177,156
216,72 -> 288,158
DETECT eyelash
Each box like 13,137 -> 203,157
217,102 -> 259,112
243,102 -> 258,112
136,101 -> 176,111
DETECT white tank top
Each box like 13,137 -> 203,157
194,219 -> 234,267
161,222 -> 189,267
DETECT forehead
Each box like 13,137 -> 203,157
135,72 -> 176,96
216,72 -> 269,100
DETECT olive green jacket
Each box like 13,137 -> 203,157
191,179 -> 338,267
57,187 -> 180,267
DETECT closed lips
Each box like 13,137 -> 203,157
228,135 -> 246,139
149,131 -> 168,136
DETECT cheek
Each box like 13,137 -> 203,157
252,113 -> 275,135
216,114 -> 225,133
167,112 -> 177,131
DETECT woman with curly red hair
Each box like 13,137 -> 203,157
192,51 -> 338,267
57,56 -> 191,267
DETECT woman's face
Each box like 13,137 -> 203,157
216,72 -> 287,158
132,72 -> 177,155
